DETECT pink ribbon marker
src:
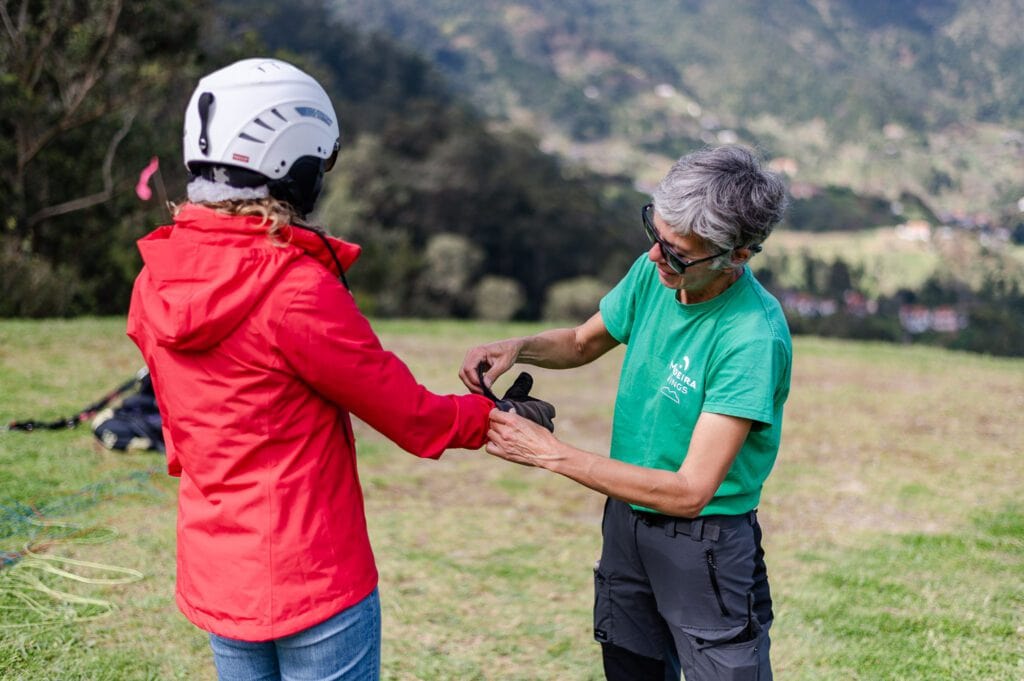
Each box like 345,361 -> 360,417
135,157 -> 160,200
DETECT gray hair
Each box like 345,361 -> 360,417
652,145 -> 788,270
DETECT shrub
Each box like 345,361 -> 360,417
407,233 -> 484,317
0,243 -> 78,317
542,276 -> 609,323
473,276 -> 525,321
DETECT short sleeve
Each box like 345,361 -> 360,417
599,255 -> 649,344
703,335 -> 790,428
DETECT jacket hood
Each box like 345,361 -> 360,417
133,204 -> 360,351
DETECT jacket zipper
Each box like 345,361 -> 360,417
705,549 -> 730,617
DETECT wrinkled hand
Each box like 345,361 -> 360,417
459,339 -> 522,394
479,366 -> 556,432
486,409 -> 562,468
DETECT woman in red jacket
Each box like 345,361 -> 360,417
127,58 -> 551,681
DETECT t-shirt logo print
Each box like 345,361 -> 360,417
660,356 -> 698,403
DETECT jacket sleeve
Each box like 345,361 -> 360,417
271,270 -> 494,458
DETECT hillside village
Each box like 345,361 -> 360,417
769,212 -> 1021,338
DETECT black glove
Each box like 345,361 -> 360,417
477,365 -> 556,432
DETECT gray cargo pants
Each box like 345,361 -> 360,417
593,498 -> 773,681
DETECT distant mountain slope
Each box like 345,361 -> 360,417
331,0 -> 1024,219
210,0 -> 646,318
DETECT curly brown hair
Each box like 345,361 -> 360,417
174,197 -> 315,245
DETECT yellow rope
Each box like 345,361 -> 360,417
18,549 -> 144,585
0,520 -> 145,629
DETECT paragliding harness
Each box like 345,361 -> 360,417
5,367 -> 165,453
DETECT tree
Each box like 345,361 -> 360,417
825,259 -> 853,297
1,0 -> 206,314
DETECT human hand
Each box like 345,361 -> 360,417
486,408 -> 562,468
459,339 -> 523,394
491,371 -> 556,432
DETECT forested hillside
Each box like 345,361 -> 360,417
331,0 -> 1024,356
1,0 -> 1022,354
1,0 -> 644,320
333,0 -> 1024,221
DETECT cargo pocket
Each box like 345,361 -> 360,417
593,562 -> 613,644
688,630 -> 763,681
683,594 -> 766,681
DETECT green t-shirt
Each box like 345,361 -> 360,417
599,255 -> 792,516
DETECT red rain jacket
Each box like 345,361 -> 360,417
126,204 -> 493,641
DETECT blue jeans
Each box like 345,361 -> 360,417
209,588 -> 381,681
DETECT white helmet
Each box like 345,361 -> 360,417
182,58 -> 340,215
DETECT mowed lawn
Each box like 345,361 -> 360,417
0,317 -> 1021,680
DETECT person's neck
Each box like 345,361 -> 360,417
677,267 -> 742,304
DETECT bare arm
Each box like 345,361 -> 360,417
459,311 -> 618,393
486,410 -> 752,517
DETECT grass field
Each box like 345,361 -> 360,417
1,317 -> 1022,680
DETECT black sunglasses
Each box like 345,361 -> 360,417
642,204 -> 728,274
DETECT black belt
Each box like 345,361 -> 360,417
632,509 -> 721,541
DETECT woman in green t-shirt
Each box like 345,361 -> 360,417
461,145 -> 791,681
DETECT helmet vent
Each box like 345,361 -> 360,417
295,106 -> 333,127
238,132 -> 265,143
197,92 -> 215,156
271,108 -> 288,122
254,117 -> 275,131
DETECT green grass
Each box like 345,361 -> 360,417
1,318 -> 1022,680
783,506 -> 1023,680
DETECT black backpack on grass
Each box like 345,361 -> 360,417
7,368 -> 164,453
90,372 -> 164,453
